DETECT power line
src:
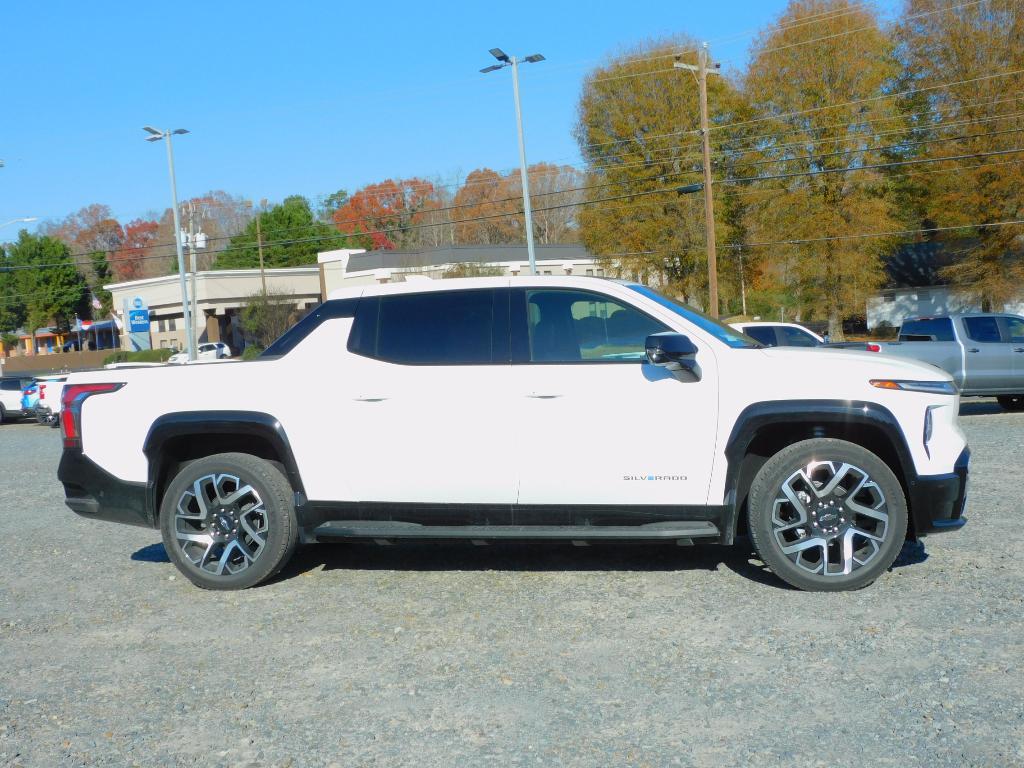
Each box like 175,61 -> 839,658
712,67 -> 1024,133
720,217 -> 1024,250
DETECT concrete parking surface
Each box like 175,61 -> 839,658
1,403 -> 1022,767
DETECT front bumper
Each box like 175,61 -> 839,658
58,449 -> 152,528
907,447 -> 969,536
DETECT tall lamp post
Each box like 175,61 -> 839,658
143,126 -> 195,361
481,48 -> 544,276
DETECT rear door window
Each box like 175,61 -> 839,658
899,318 -> 955,342
349,289 -> 506,365
963,317 -> 1002,343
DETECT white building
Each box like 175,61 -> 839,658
319,244 -> 601,293
867,286 -> 1024,330
105,267 -> 323,352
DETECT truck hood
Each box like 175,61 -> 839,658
758,346 -> 953,381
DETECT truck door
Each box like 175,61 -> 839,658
961,316 -> 1015,392
999,316 -> 1024,391
509,286 -> 719,509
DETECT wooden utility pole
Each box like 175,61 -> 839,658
676,43 -> 720,317
697,43 -> 719,318
256,215 -> 267,294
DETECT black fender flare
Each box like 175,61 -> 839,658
721,400 -> 917,541
143,411 -> 307,521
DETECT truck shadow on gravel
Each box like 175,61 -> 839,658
279,539 -> 795,588
959,401 -> 1007,416
131,538 -> 929,590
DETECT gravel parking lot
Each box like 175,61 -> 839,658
1,403 -> 1022,768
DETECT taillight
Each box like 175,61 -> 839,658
866,343 -> 880,353
39,383 -> 46,400
61,383 -> 125,449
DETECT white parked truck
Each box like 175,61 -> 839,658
58,276 -> 970,592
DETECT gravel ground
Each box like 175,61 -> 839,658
1,403 -> 1022,768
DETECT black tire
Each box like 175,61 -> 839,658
160,452 -> 299,590
747,438 -> 908,592
997,395 -> 1024,412
0,404 -> 5,424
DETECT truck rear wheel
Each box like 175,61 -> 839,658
160,452 -> 298,590
747,438 -> 907,592
997,395 -> 1024,412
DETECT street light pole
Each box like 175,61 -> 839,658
481,48 -> 545,276
675,43 -> 721,317
144,126 -> 195,361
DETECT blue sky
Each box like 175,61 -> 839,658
1,0 -> 900,235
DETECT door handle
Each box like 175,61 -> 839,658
355,395 -> 389,402
526,393 -> 562,399
1014,347 -> 1024,353
967,348 -> 980,353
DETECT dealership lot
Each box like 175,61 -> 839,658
1,404 -> 1022,768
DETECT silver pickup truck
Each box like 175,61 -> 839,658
874,313 -> 1024,410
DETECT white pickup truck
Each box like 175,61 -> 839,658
872,313 -> 1024,410
58,276 -> 970,592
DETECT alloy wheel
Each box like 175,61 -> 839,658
173,473 -> 269,576
771,460 -> 889,577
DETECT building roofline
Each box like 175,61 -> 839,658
103,266 -> 319,292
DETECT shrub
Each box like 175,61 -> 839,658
241,345 -> 264,361
102,348 -> 174,366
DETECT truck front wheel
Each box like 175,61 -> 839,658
159,452 -> 299,590
997,395 -> 1024,412
747,438 -> 908,592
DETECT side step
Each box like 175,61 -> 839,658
313,520 -> 720,543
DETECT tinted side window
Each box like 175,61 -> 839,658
1001,316 -> 1024,343
743,326 -> 778,347
778,326 -> 820,347
899,318 -> 954,342
350,290 -> 501,365
963,316 -> 1002,343
0,380 -> 20,391
523,289 -> 668,362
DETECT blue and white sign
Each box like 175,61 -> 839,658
122,297 -> 152,351
128,309 -> 150,333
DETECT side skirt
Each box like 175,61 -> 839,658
299,501 -> 731,545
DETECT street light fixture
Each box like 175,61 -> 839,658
144,126 -> 196,361
481,47 -> 545,276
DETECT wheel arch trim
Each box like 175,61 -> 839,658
143,410 -> 307,524
721,400 -> 916,541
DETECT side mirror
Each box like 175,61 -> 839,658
645,332 -> 700,379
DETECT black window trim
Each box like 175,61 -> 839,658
347,288 -> 511,367
509,286 -> 670,366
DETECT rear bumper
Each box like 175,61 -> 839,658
58,450 -> 153,528
908,447 -> 969,536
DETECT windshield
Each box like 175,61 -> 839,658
627,285 -> 761,349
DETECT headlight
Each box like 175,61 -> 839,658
870,379 -> 957,395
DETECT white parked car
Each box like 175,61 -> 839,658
168,342 -> 232,364
33,375 -> 67,426
0,377 -> 32,422
731,321 -> 825,347
58,276 -> 969,592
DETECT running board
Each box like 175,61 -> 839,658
313,520 -> 720,542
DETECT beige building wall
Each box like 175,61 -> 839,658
105,267 -> 323,352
